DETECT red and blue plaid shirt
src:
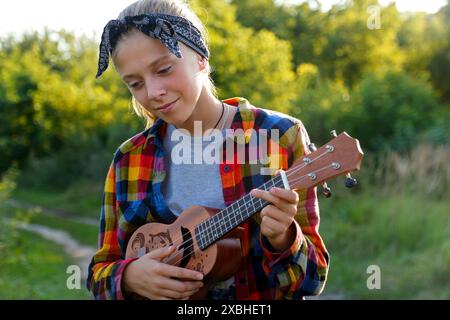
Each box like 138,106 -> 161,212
87,97 -> 329,300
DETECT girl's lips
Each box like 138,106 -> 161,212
157,99 -> 179,114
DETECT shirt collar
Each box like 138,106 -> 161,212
143,97 -> 253,149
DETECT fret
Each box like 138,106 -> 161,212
215,214 -> 222,238
211,214 -> 218,240
242,194 -> 254,221
214,212 -> 224,238
199,174 -> 290,249
234,202 -> 243,226
250,194 -> 258,214
205,220 -> 212,246
231,201 -> 240,226
201,221 -> 211,250
237,198 -> 245,223
195,225 -> 201,248
201,223 -> 207,249
195,223 -> 205,248
230,202 -> 238,225
225,209 -> 232,231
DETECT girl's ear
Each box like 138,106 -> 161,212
198,56 -> 208,72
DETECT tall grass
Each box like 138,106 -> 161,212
365,144 -> 449,199
319,144 -> 450,299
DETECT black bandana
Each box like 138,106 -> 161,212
96,13 -> 209,78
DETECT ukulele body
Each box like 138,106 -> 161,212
125,205 -> 243,299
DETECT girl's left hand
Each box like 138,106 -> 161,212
250,184 -> 299,252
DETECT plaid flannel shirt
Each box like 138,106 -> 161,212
86,97 -> 329,300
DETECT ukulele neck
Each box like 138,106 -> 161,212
195,172 -> 289,250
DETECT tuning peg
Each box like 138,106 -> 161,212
345,173 -> 358,188
331,130 -> 337,137
308,143 -> 317,152
322,182 -> 332,198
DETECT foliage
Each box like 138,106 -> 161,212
192,0 -> 297,112
292,68 -> 448,152
320,189 -> 450,299
0,0 -> 449,298
345,71 -> 447,152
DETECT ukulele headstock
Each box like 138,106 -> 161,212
287,131 -> 364,191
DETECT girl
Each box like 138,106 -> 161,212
87,0 -> 329,300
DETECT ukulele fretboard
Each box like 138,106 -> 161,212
195,174 -> 287,250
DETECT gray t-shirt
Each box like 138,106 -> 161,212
161,123 -> 236,299
162,123 -> 227,216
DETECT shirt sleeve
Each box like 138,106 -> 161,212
86,161 -> 137,300
259,121 -> 330,299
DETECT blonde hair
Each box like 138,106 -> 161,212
115,0 -> 217,129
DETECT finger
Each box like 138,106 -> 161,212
261,215 -> 286,237
151,295 -> 172,300
260,205 -> 295,226
269,187 -> 299,204
251,188 -> 283,207
158,276 -> 204,293
146,245 -> 177,261
158,287 -> 201,300
251,189 -> 296,215
160,264 -> 204,281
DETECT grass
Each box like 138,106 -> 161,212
13,179 -> 103,219
1,169 -> 96,300
319,186 -> 450,299
2,205 -> 99,248
0,227 -> 91,300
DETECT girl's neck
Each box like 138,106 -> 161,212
177,90 -> 226,136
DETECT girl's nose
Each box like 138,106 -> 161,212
146,80 -> 167,100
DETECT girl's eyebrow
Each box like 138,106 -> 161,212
123,54 -> 172,80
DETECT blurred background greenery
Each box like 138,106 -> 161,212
0,0 -> 449,299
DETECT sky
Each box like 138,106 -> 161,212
0,0 -> 447,38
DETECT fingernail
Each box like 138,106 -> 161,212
197,273 -> 204,280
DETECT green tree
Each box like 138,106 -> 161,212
319,0 -> 403,88
192,0 -> 297,113
346,71 -> 445,152
231,0 -> 328,68
290,63 -> 351,144
428,3 -> 450,102
0,30 -> 136,177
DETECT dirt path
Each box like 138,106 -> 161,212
14,221 -> 96,282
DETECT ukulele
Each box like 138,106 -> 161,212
125,131 -> 364,299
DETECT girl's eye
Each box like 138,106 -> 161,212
129,82 -> 143,89
158,66 -> 172,74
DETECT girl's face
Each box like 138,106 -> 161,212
112,29 -> 207,126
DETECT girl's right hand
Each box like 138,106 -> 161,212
122,245 -> 204,300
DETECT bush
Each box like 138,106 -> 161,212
345,71 -> 446,153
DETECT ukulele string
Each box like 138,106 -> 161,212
167,163 -> 335,268
285,163 -> 335,188
159,176 -> 285,262
154,148 -> 332,263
